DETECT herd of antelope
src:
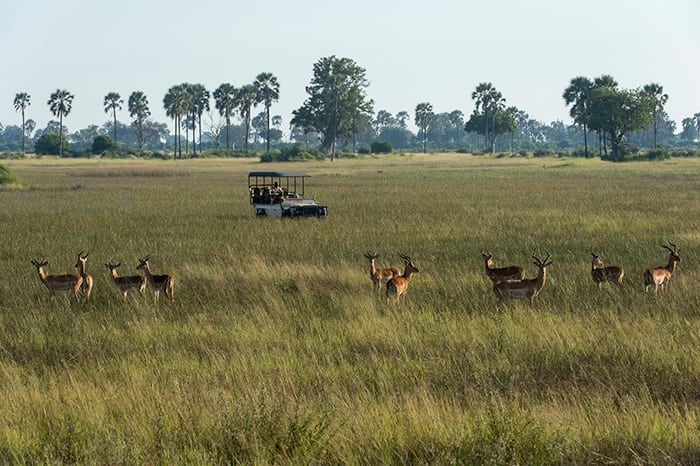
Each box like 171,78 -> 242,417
366,242 -> 682,306
31,253 -> 174,302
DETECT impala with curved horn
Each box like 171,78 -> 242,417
31,258 -> 83,301
105,262 -> 147,298
74,251 -> 94,301
589,251 -> 625,289
386,253 -> 420,304
493,253 -> 552,306
364,252 -> 400,293
137,255 -> 174,302
481,251 -> 526,283
644,242 -> 681,295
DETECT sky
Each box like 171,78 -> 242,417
1,0 -> 698,136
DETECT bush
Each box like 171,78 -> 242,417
260,145 -> 325,162
370,140 -> 393,154
0,164 -> 21,186
92,135 -> 120,155
35,132 -> 70,155
645,148 -> 671,161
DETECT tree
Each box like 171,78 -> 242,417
35,132 -> 69,155
128,91 -> 151,149
213,83 -> 237,150
235,84 -> 257,154
103,92 -> 123,143
13,92 -> 30,153
47,89 -> 74,156
163,84 -> 189,158
254,72 -> 280,152
642,83 -> 668,148
291,55 -> 374,160
188,84 -> 209,155
470,82 -> 505,153
396,111 -> 410,130
587,86 -> 655,161
415,103 -> 434,153
563,76 -> 593,157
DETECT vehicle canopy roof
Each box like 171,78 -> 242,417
248,171 -> 310,195
248,171 -> 310,178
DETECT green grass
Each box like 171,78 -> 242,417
1,154 -> 700,463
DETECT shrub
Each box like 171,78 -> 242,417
645,148 -> 671,161
260,145 -> 324,162
35,132 -> 70,155
0,164 -> 21,186
370,140 -> 393,154
92,135 -> 120,155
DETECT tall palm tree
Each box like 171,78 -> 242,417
415,102 -> 433,153
13,92 -> 30,154
235,84 -> 257,154
47,89 -> 74,156
213,83 -> 237,151
128,91 -> 151,149
188,84 -> 209,155
471,82 -> 498,152
254,72 -> 280,152
104,92 -> 123,143
642,83 -> 668,148
563,76 -> 593,157
163,84 -> 189,159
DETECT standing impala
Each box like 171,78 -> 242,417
31,258 -> 83,301
105,262 -> 147,298
386,253 -> 420,304
493,254 -> 552,306
74,251 -> 94,301
137,255 -> 174,302
644,243 -> 681,295
481,251 -> 526,283
364,252 -> 400,292
589,251 -> 625,289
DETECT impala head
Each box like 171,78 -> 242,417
105,262 -> 122,271
533,253 -> 553,269
589,251 -> 604,268
31,258 -> 48,269
137,255 -> 152,271
481,250 -> 493,264
74,251 -> 89,268
661,242 -> 681,262
364,252 -> 380,261
398,253 -> 419,273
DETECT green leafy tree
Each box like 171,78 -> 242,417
415,103 -> 434,153
163,84 -> 189,158
92,134 -> 119,155
47,89 -> 74,156
235,84 -> 257,154
128,91 -> 151,149
642,83 -> 668,148
587,86 -> 655,161
291,56 -> 374,160
213,83 -> 237,150
103,92 -> 123,143
470,83 -> 505,153
35,132 -> 69,155
563,76 -> 593,157
13,92 -> 30,153
254,72 -> 280,152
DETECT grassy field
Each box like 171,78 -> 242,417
1,153 -> 699,464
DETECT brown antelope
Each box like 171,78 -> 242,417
386,253 -> 420,304
364,252 -> 401,292
74,251 -> 94,301
493,254 -> 552,306
137,255 -> 174,302
31,258 -> 83,301
644,243 -> 681,295
105,262 -> 147,298
589,251 -> 625,288
481,251 -> 526,283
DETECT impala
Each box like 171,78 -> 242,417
644,243 -> 681,295
481,250 -> 526,283
74,251 -> 94,301
589,251 -> 625,288
386,253 -> 420,304
364,252 -> 401,292
31,258 -> 83,301
137,255 -> 174,302
493,254 -> 552,306
105,262 -> 147,298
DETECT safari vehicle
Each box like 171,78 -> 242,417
248,171 -> 328,218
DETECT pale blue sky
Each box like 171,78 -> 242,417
1,0 -> 698,134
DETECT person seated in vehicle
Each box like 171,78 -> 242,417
272,182 -> 284,203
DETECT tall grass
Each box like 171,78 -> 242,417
0,154 -> 699,463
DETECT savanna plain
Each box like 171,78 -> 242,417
1,153 -> 700,464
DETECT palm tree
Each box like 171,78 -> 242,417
13,92 -> 30,154
188,84 -> 209,155
415,102 -> 433,153
642,83 -> 668,148
163,84 -> 189,159
213,83 -> 237,150
103,92 -> 123,143
253,72 -> 280,152
47,89 -> 74,156
563,76 -> 593,157
235,84 -> 257,154
128,91 -> 151,149
471,82 -> 502,152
